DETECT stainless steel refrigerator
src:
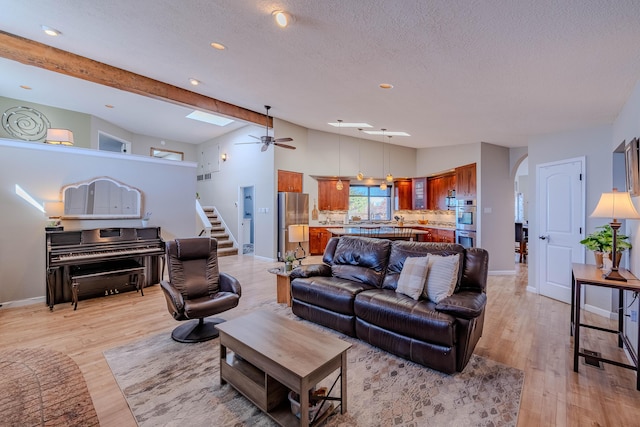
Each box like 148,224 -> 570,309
278,192 -> 309,261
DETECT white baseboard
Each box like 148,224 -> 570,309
526,285 -> 538,293
584,303 -> 617,320
0,296 -> 45,309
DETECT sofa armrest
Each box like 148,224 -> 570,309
160,280 -> 184,312
220,272 -> 242,297
290,264 -> 332,279
435,291 -> 487,319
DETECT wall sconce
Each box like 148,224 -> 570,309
221,153 -> 228,162
45,129 -> 74,146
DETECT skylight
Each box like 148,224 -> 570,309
186,110 -> 234,126
328,122 -> 373,128
363,130 -> 411,136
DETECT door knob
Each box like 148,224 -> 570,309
539,235 -> 549,240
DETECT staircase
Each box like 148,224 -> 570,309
203,207 -> 238,257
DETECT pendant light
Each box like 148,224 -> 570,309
336,120 -> 344,191
386,135 -> 393,182
357,128 -> 364,181
380,129 -> 387,191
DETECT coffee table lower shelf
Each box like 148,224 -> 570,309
220,352 -> 335,426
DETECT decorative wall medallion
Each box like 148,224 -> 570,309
2,106 -> 51,141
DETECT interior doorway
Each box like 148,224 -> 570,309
239,186 -> 255,255
514,157 -> 529,264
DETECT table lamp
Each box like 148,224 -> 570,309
590,189 -> 640,281
288,224 -> 309,266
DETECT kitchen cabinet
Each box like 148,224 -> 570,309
415,227 -> 455,243
427,173 -> 456,211
455,163 -> 476,199
277,170 -> 303,193
412,178 -> 427,210
318,179 -> 350,211
394,180 -> 413,210
437,229 -> 455,243
309,227 -> 332,255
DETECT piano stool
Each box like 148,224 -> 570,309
68,260 -> 145,310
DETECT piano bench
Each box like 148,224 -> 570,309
69,260 -> 145,310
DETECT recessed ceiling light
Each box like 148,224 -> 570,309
379,83 -> 394,89
186,110 -> 234,126
189,78 -> 200,86
19,85 -> 32,90
41,25 -> 61,36
328,122 -> 373,128
363,130 -> 410,136
210,42 -> 225,50
273,11 -> 291,28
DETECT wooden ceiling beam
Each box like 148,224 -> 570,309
0,31 -> 271,127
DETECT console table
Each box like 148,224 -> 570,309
571,263 -> 640,390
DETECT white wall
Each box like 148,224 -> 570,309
416,143 -> 480,175
195,124 -> 276,259
480,143 -> 514,272
0,139 -> 196,307
613,79 -> 640,353
527,124 -> 613,312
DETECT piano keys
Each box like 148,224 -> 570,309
46,227 -> 165,310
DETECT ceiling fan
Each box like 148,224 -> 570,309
236,105 -> 295,151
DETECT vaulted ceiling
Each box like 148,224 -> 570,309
2,1 -> 640,148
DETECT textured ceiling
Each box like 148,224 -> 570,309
2,0 -> 640,148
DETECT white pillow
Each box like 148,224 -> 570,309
422,254 -> 461,303
396,256 -> 429,300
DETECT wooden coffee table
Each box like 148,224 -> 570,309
216,310 -> 351,427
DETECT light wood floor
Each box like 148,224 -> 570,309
1,255 -> 640,426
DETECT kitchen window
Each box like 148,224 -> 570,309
348,185 -> 391,221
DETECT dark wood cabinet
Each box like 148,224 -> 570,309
415,227 -> 455,243
309,227 -> 332,255
437,229 -> 455,243
277,170 -> 303,193
427,173 -> 456,210
412,178 -> 427,210
394,180 -> 413,210
318,180 -> 349,211
455,163 -> 476,199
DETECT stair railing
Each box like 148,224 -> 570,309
196,199 -> 212,237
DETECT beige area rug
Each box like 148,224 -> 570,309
104,303 -> 523,427
0,348 -> 99,426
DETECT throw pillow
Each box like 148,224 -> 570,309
422,254 -> 461,303
396,256 -> 429,300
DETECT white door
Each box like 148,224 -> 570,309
537,157 -> 585,303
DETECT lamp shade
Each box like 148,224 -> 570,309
590,190 -> 640,220
45,128 -> 74,146
288,224 -> 309,243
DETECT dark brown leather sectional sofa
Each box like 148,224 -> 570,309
290,236 -> 489,373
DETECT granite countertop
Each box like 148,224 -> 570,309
310,222 -> 455,231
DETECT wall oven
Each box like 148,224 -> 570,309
456,230 -> 476,249
455,199 -> 477,231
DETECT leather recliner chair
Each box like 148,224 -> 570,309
160,237 -> 241,343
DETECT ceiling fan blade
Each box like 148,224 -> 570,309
274,137 -> 293,143
274,142 -> 296,150
261,143 -> 270,152
249,135 -> 261,140
234,141 -> 262,145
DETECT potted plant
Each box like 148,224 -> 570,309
580,224 -> 631,268
284,251 -> 296,272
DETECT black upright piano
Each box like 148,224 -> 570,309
46,227 -> 165,310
